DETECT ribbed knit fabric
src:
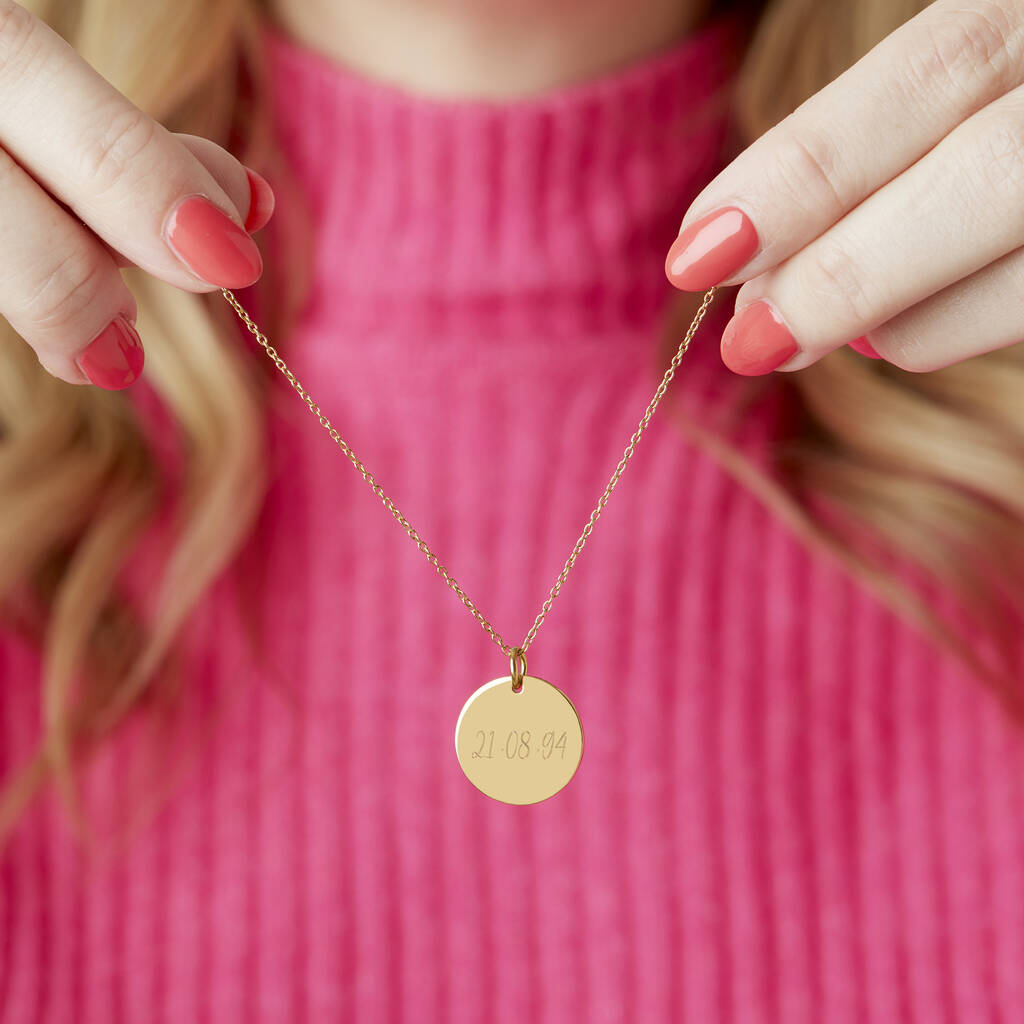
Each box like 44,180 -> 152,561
4,9 -> 1024,1022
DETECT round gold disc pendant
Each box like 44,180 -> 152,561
455,674 -> 584,805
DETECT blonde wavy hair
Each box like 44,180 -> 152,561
2,0 -> 1022,838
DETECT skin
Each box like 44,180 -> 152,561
263,0 -> 713,98
668,1 -> 1024,374
0,1 -> 258,384
0,0 -> 1022,383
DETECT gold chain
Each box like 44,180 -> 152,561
220,285 -> 718,658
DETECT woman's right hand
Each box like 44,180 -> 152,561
0,0 -> 275,389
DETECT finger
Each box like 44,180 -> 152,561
665,0 -> 1023,289
720,75 -> 1024,374
50,194 -> 136,270
78,137 -> 274,267
0,145 -> 142,388
718,79 -> 1024,374
858,243 -> 1024,372
0,1 -> 262,291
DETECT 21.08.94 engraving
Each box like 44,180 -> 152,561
471,729 -> 570,760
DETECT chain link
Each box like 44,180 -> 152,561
221,286 -> 718,658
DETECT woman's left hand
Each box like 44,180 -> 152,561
664,0 -> 1024,376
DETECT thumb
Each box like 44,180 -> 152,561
177,134 -> 275,236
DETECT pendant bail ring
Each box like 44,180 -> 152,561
509,647 -> 527,692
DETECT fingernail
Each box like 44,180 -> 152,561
721,299 -> 799,376
243,167 -> 276,233
665,205 -> 760,291
163,194 -> 263,288
848,335 -> 882,359
75,315 -> 145,390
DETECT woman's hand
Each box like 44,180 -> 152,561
664,0 -> 1024,376
0,0 -> 274,389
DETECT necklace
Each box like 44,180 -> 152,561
221,285 -> 719,804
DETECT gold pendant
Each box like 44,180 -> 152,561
455,648 -> 584,805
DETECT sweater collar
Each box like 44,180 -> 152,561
259,9 -> 747,336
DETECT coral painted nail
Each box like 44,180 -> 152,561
75,315 -> 144,390
164,195 -> 263,288
243,168 -> 276,233
720,299 -> 799,376
665,206 -> 760,290
848,335 -> 882,359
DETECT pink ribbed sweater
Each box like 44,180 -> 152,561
4,9 -> 1024,1022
